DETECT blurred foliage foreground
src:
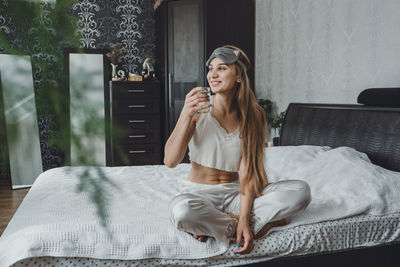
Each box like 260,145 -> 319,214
0,1 -> 115,229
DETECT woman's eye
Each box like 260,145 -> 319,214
208,66 -> 226,73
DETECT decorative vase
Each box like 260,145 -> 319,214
111,63 -> 118,78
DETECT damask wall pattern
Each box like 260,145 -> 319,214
255,0 -> 400,113
0,0 -> 156,174
71,0 -> 155,73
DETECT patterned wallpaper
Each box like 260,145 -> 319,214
0,0 -> 156,174
71,0 -> 156,73
255,0 -> 400,113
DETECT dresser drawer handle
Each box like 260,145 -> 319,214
128,120 -> 146,123
129,135 -> 146,138
128,90 -> 145,93
129,150 -> 147,154
128,105 -> 146,108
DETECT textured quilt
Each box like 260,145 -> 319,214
1,146 -> 400,267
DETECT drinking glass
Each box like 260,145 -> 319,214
198,87 -> 212,113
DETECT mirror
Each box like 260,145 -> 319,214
65,48 -> 110,166
0,54 -> 43,189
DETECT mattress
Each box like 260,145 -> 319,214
2,146 -> 400,266
11,213 -> 400,266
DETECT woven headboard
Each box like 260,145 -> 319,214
280,103 -> 400,172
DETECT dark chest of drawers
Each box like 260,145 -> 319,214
108,81 -> 162,166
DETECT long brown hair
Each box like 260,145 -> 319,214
223,45 -> 268,197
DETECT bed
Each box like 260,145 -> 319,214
0,103 -> 400,267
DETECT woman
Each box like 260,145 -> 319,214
164,45 -> 311,254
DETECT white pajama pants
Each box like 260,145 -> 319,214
169,179 -> 311,242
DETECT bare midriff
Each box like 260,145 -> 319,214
188,161 -> 239,184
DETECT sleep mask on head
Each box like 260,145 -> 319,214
206,47 -> 246,69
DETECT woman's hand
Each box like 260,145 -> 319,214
181,87 -> 210,117
234,218 -> 254,254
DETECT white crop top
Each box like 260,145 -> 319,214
188,112 -> 242,172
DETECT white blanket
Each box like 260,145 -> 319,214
0,146 -> 399,266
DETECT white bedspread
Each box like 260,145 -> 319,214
0,146 -> 399,267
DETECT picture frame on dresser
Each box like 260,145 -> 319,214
109,81 -> 163,166
63,48 -> 111,166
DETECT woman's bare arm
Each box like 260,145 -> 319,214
164,87 -> 209,168
163,112 -> 196,167
235,158 -> 256,253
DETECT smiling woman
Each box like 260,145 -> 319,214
164,45 -> 311,254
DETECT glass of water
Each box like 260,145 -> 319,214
198,87 -> 212,113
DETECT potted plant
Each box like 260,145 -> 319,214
257,99 -> 286,146
270,110 -> 286,146
257,99 -> 274,130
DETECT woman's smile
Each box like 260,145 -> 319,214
210,80 -> 221,87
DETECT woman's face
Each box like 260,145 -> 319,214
207,57 -> 238,94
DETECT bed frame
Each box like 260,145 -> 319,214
251,103 -> 400,266
280,103 -> 400,172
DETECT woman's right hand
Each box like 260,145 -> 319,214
181,87 -> 210,117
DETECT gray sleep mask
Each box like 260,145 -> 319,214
206,47 -> 246,69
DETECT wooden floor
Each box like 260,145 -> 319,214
0,176 -> 30,236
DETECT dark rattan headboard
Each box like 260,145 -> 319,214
280,103 -> 400,172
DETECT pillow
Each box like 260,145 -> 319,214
357,88 -> 400,106
264,145 -> 400,225
264,145 -> 331,183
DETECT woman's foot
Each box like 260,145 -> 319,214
254,218 -> 289,239
192,233 -> 208,242
188,213 -> 239,242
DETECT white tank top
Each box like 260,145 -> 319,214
188,112 -> 242,172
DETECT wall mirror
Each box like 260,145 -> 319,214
64,48 -> 110,166
0,54 -> 43,189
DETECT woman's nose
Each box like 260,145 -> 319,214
208,69 -> 218,78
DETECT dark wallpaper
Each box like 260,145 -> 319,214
0,0 -> 156,174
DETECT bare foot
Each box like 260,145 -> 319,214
188,213 -> 239,242
254,218 -> 289,239
188,214 -> 239,242
185,231 -> 207,242
191,233 -> 208,242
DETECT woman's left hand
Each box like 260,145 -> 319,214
234,218 -> 254,254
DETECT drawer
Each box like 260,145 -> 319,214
114,128 -> 160,144
112,82 -> 160,99
113,98 -> 160,115
113,143 -> 162,166
113,114 -> 160,129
